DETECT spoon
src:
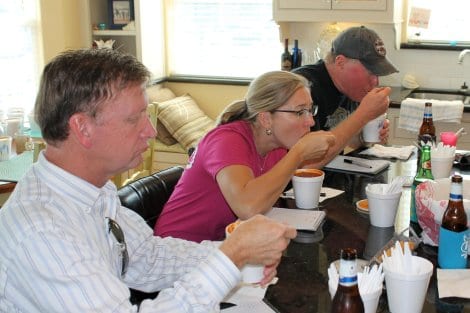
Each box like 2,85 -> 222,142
455,127 -> 466,138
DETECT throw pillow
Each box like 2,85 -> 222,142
157,95 -> 215,150
146,85 -> 178,145
146,85 -> 176,102
156,122 -> 178,146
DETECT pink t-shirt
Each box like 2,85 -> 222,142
154,120 -> 287,242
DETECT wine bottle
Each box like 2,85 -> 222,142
331,248 -> 364,313
438,175 -> 469,268
292,39 -> 302,69
281,38 -> 292,71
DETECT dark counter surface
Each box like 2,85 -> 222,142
388,86 -> 470,112
265,150 -> 470,313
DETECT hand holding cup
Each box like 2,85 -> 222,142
220,215 -> 296,285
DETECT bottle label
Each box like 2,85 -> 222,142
449,182 -> 463,201
422,160 -> 431,170
449,193 -> 463,201
438,227 -> 469,269
338,259 -> 358,287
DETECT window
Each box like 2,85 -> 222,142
166,0 -> 280,78
0,0 -> 42,118
406,0 -> 470,46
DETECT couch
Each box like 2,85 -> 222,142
147,82 -> 248,171
117,165 -> 185,305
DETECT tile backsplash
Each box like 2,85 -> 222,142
282,22 -> 470,90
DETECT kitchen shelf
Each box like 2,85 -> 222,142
92,30 -> 136,36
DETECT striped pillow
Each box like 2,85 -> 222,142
156,95 -> 215,151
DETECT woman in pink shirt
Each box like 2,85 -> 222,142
155,71 -> 336,242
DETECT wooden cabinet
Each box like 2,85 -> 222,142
387,108 -> 470,150
273,0 -> 402,23
84,0 -> 165,78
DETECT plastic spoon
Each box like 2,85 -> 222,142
455,127 -> 466,138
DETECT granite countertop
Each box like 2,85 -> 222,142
388,86 -> 470,112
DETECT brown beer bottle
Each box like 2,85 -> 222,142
418,102 -> 436,145
331,248 -> 364,313
438,175 -> 468,268
417,102 -> 436,167
441,175 -> 467,231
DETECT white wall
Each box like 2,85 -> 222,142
281,22 -> 470,90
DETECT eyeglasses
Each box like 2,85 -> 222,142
272,105 -> 318,118
107,218 -> 129,277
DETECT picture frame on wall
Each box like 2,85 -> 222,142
108,0 -> 134,30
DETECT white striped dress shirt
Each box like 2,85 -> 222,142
0,152 -> 240,312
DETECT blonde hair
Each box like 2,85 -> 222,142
216,71 -> 310,126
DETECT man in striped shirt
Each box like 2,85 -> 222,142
0,49 -> 296,312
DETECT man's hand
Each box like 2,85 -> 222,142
219,215 -> 296,272
357,87 -> 391,122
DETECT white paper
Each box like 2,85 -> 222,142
437,269 -> 470,299
265,207 -> 326,231
359,144 -> 415,160
282,187 -> 344,202
324,155 -> 390,174
222,280 -> 278,312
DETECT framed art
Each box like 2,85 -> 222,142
108,0 -> 134,29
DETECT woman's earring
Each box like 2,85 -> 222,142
265,129 -> 272,135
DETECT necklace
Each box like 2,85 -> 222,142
258,154 -> 267,172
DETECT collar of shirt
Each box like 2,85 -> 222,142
34,151 -> 119,218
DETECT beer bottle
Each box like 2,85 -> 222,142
331,248 -> 364,313
417,102 -> 436,166
438,175 -> 469,268
410,144 -> 434,233
418,102 -> 436,144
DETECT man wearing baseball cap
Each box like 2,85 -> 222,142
293,26 -> 398,168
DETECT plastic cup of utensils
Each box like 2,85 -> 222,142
431,155 -> 454,179
328,272 -> 382,313
383,256 -> 433,313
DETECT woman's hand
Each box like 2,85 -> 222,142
293,131 -> 336,162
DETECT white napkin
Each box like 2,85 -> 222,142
222,278 -> 278,312
398,98 -> 464,133
359,144 -> 415,160
437,269 -> 470,299
282,187 -> 344,202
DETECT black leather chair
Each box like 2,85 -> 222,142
118,165 -> 184,228
117,165 -> 184,305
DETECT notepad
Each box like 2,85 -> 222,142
323,155 -> 390,175
265,207 -> 326,231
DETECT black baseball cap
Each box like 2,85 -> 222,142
331,26 -> 399,76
